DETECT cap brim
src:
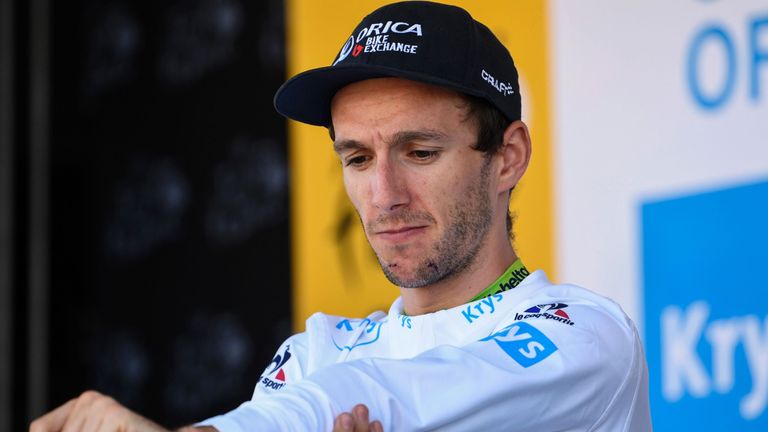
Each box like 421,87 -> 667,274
273,64 -> 489,127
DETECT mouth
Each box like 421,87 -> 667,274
375,225 -> 428,242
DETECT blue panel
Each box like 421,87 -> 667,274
481,321 -> 557,368
642,178 -> 768,431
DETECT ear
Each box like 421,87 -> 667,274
496,120 -> 532,193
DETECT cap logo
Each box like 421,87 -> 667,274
333,36 -> 356,66
355,21 -> 422,42
333,20 -> 423,66
482,69 -> 515,96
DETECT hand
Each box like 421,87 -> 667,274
333,404 -> 383,432
29,390 -> 169,432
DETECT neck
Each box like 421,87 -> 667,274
399,238 -> 517,316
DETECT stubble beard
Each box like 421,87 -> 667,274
368,159 -> 494,288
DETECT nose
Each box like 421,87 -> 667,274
370,157 -> 409,212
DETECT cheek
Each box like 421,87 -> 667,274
429,165 -> 467,196
431,167 -> 483,215
413,176 -> 455,219
343,174 -> 368,215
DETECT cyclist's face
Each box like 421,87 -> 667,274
332,78 -> 496,287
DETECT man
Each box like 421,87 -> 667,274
31,2 -> 651,431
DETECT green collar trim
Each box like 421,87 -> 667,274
400,259 -> 531,316
467,258 -> 530,303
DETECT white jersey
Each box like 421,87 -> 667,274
198,270 -> 651,431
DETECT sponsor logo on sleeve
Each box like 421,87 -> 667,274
481,322 -> 558,368
259,344 -> 291,390
332,318 -> 383,351
514,303 -> 576,326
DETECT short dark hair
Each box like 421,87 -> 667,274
460,94 -> 515,239
462,94 -> 510,155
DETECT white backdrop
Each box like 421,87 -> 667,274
551,0 -> 768,329
550,0 -> 768,429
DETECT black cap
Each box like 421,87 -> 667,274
273,1 -> 521,126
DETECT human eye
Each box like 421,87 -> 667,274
409,149 -> 439,162
344,154 -> 372,168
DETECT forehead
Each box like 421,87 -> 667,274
330,78 -> 472,135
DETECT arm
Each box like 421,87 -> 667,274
29,397 -> 379,432
28,391 -> 171,432
31,316 -> 646,431
27,392 -> 221,432
204,319 -> 644,431
30,332 -> 312,432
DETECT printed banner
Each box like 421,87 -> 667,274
552,0 -> 768,428
643,179 -> 768,430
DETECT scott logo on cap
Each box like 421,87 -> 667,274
333,20 -> 423,66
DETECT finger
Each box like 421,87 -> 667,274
62,391 -> 105,432
81,393 -> 117,432
81,402 -> 112,432
371,420 -> 384,432
91,396 -> 135,432
352,404 -> 369,431
334,412 -> 354,432
81,415 -> 103,432
30,398 -> 77,432
96,403 -> 168,432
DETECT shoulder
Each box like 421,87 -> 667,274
490,279 -> 648,426
251,332 -> 310,397
514,282 -> 638,366
251,307 -> 390,397
307,309 -> 389,328
298,309 -> 391,367
504,277 -> 638,350
305,309 -> 389,341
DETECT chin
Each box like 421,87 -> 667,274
378,258 -> 408,280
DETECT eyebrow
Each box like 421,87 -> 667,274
333,139 -> 366,154
389,129 -> 447,147
333,129 -> 447,154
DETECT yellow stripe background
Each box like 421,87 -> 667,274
286,0 -> 554,331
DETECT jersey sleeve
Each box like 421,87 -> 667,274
250,332 -> 309,398
195,332 -> 310,431
196,312 -> 649,431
